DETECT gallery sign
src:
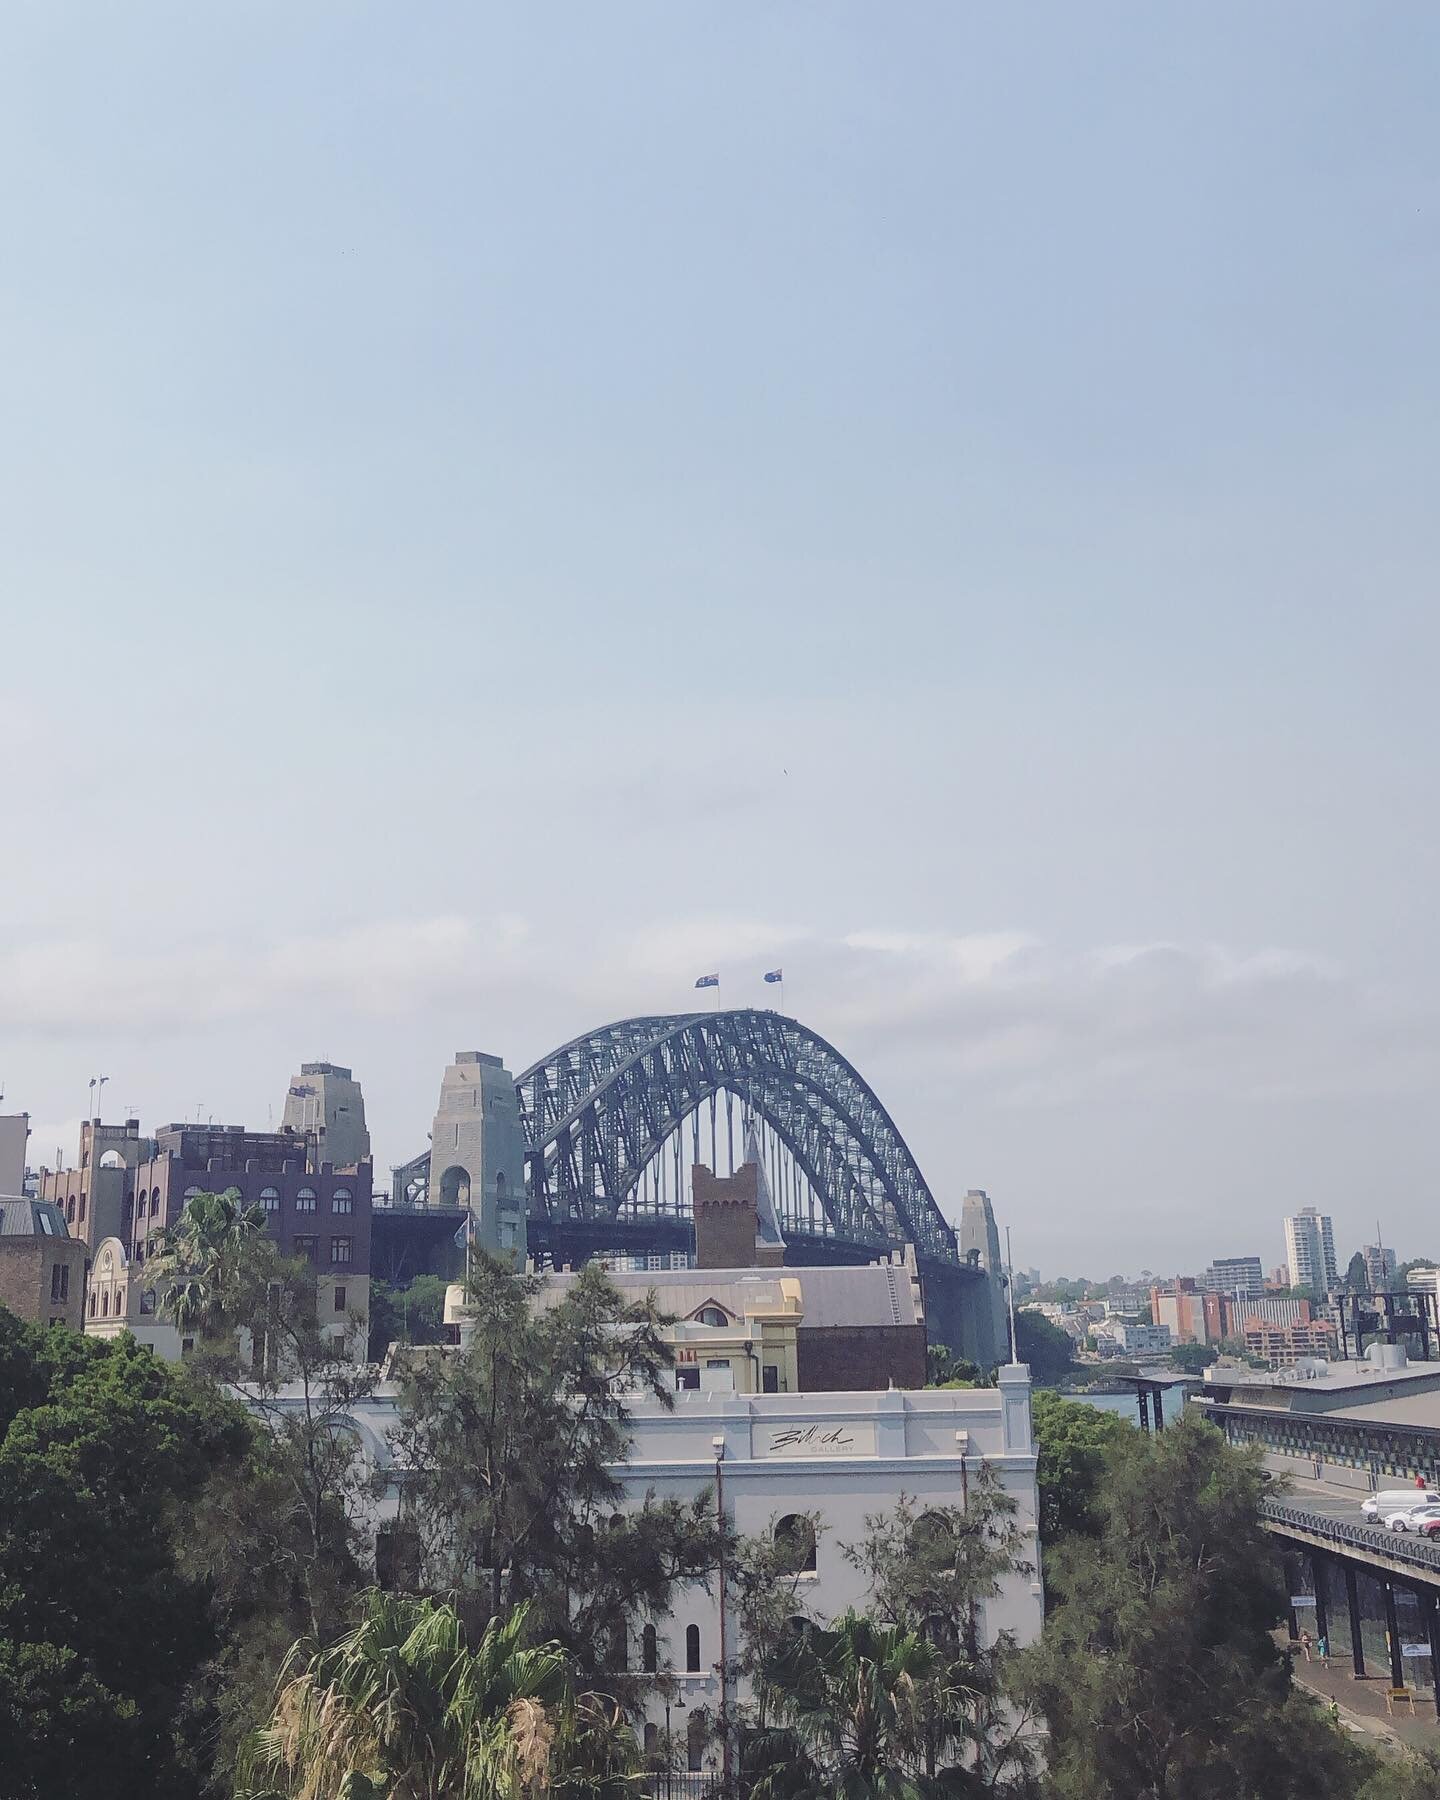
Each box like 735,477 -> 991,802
758,1421 -> 877,1458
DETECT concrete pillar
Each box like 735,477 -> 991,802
1384,1579 -> 1405,1691
429,1052 -> 527,1264
1344,1563 -> 1365,1678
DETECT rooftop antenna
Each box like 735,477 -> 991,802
1004,1224 -> 1019,1365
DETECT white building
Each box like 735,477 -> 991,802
250,1368 -> 1043,1776
1284,1208 -> 1338,1293
1096,1319 -> 1172,1357
1202,1257 -> 1264,1300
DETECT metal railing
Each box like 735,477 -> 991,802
1261,1498 -> 1440,1574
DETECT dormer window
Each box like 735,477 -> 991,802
696,1305 -> 730,1328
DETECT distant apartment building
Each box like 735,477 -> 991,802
1203,1256 -> 1264,1300
1103,1285 -> 1150,1316
1096,1319 -> 1172,1358
1235,1295 -> 1314,1330
1363,1243 -> 1398,1291
1284,1208 -> 1338,1293
1242,1316 -> 1337,1370
1151,1280 -> 1210,1345
0,1198 -> 86,1330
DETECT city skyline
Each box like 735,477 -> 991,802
5,7 -> 1440,1271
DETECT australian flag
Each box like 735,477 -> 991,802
763,969 -> 783,984
694,973 -> 719,989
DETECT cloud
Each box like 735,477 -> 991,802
5,915 -> 1434,1117
0,916 -> 534,1036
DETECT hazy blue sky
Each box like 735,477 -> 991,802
3,4 -> 1438,1277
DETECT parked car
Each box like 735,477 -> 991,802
1381,1502 -> 1440,1532
1362,1487 -> 1432,1520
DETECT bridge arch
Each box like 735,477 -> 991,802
515,1009 -> 958,1267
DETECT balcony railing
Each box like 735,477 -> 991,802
1261,1498 -> 1440,1573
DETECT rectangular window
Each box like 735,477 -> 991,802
50,1263 -> 69,1303
330,1236 -> 352,1265
333,1284 -> 347,1312
675,1367 -> 700,1391
294,1235 -> 318,1264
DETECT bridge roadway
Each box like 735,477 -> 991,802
1261,1475 -> 1440,1708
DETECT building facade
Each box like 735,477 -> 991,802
0,1114 -> 28,1198
257,1371 -> 1043,1776
1363,1243 -> 1399,1291
0,1197 -> 86,1329
1202,1256 -> 1264,1300
1284,1208 -> 1338,1293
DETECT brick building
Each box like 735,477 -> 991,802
0,1197 -> 87,1330
41,1113 -> 374,1360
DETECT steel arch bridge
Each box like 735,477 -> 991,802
515,1009 -> 960,1270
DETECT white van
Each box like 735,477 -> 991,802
1362,1487 -> 1432,1520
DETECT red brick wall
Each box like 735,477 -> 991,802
693,1164 -> 760,1269
797,1324 -> 927,1393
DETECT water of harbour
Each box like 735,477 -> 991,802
1060,1390 -> 1142,1422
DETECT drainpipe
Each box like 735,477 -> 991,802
713,1434 -> 731,1789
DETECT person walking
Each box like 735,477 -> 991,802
1300,1629 -> 1313,1662
1317,1632 -> 1330,1664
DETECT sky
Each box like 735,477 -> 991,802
2,4 -> 1438,1278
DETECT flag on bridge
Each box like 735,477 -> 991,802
694,973 -> 719,989
763,969 -> 783,984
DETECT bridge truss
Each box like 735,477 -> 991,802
513,1009 -> 960,1269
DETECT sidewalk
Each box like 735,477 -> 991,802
1287,1645 -> 1440,1754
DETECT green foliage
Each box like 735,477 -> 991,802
237,1593 -> 639,1800
391,1255 -> 722,1683
1012,1310 -> 1075,1384
0,1308 -> 255,1799
1019,1414 -> 1368,1799
367,1273 -> 450,1361
925,1344 -> 981,1388
1028,1278 -> 1094,1305
1345,1250 -> 1369,1295
1163,1341 -> 1215,1375
1029,1390 -> 1133,1546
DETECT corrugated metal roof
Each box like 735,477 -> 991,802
0,1197 -> 71,1240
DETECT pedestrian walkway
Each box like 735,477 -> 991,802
1286,1641 -> 1440,1754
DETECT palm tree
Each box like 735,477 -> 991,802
238,1593 -> 639,1800
748,1610 -> 938,1800
152,1186 -> 268,1343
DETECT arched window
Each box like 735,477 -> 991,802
101,1289 -> 110,1317
88,1292 -> 97,1317
150,1189 -> 161,1215
495,1171 -> 507,1203
122,1191 -> 134,1225
260,1186 -> 281,1212
331,1187 -> 353,1214
65,1197 -> 76,1222
775,1513 -> 817,1574
642,1623 -> 658,1673
99,1150 -> 125,1170
295,1187 -> 317,1212
697,1306 -> 728,1328
643,1722 -> 658,1757
183,1185 -> 202,1199
685,1623 -> 701,1673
